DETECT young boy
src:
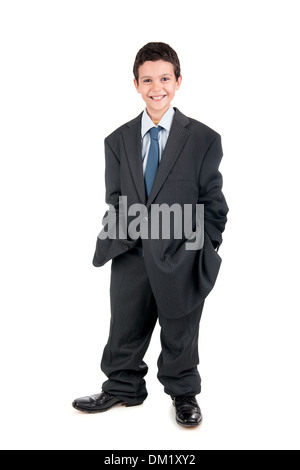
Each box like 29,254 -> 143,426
73,42 -> 229,427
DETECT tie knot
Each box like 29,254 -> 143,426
149,126 -> 162,140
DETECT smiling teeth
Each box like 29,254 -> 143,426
152,96 -> 165,100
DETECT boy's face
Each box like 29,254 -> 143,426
134,60 -> 182,118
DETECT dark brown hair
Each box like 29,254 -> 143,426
133,42 -> 181,83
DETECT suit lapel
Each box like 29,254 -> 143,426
122,108 -> 191,207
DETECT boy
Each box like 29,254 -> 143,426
73,42 -> 229,427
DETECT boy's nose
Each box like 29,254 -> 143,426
151,81 -> 163,91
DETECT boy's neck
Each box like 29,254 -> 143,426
146,104 -> 171,125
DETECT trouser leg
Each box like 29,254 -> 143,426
101,244 -> 158,404
157,301 -> 205,397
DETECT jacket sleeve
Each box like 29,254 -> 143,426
198,134 -> 229,250
104,138 -> 121,214
97,138 -> 123,239
92,138 -> 123,267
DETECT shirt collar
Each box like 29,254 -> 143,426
141,105 -> 175,138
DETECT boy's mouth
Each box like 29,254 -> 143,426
149,95 -> 167,102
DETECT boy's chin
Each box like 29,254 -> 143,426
147,98 -> 170,109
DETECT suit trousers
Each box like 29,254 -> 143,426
101,239 -> 204,405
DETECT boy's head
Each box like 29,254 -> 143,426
133,42 -> 182,118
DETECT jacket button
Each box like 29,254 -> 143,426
123,245 -> 129,251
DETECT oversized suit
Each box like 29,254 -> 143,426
93,108 -> 229,404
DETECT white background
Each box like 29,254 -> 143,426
1,0 -> 299,450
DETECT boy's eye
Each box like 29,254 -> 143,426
143,78 -> 170,83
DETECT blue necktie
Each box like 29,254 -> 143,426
142,126 -> 162,257
144,126 -> 162,197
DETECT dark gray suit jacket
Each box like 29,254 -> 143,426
93,108 -> 229,318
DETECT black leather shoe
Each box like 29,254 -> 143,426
173,396 -> 203,427
72,391 -> 143,413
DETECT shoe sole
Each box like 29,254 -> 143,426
176,417 -> 203,428
72,401 -> 144,414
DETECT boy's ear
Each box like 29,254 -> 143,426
133,78 -> 141,93
176,75 -> 183,90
